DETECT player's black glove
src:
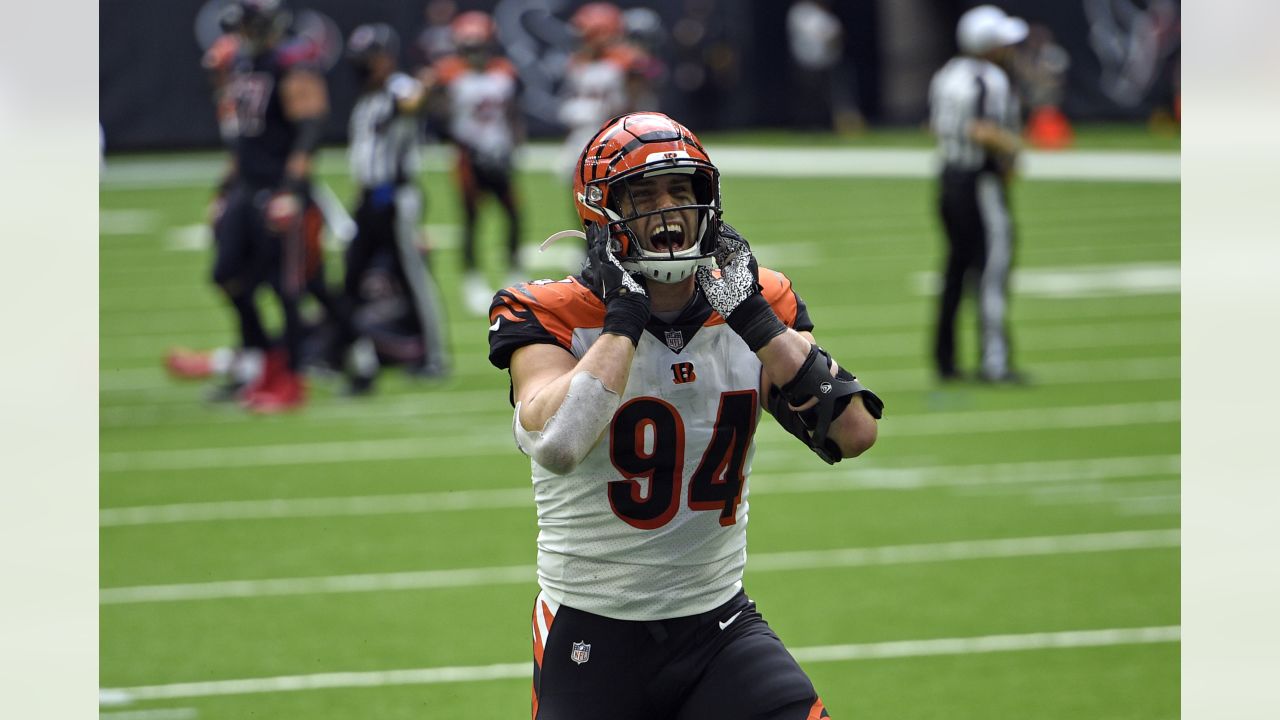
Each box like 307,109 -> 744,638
585,221 -> 650,346
695,222 -> 788,352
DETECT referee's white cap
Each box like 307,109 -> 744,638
957,5 -> 1029,55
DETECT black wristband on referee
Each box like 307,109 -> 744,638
726,292 -> 788,352
602,292 -> 650,346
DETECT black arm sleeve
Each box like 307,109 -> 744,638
767,346 -> 884,464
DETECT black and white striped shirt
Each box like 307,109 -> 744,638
348,72 -> 422,189
928,57 -> 1020,173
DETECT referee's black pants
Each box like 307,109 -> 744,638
934,167 -> 1015,379
344,184 -> 449,373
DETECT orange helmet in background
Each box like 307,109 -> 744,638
574,112 -> 722,284
450,10 -> 495,48
572,2 -> 624,45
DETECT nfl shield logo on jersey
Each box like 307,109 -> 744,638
570,641 -> 591,665
665,329 -> 685,352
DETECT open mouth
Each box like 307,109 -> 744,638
647,223 -> 687,254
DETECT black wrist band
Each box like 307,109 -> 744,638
602,292 -> 650,346
727,292 -> 788,352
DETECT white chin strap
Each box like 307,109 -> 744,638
617,211 -> 712,284
621,247 -> 714,284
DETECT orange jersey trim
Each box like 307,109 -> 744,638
486,56 -> 518,78
436,54 -> 516,85
492,279 -> 605,349
433,55 -> 468,85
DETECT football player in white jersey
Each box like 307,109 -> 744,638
428,10 -> 525,315
556,2 -> 652,184
488,112 -> 883,719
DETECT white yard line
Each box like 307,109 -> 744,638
100,454 -> 1178,527
99,709 -> 198,720
98,355 -> 1178,431
788,625 -> 1180,663
1115,496 -> 1183,516
882,400 -> 1179,437
98,529 -> 1178,605
99,209 -> 160,235
98,401 -> 1178,473
759,454 -> 1179,491
915,262 -> 1180,299
100,624 -> 1179,701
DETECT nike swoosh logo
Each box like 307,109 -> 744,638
489,318 -> 501,331
718,610 -> 744,631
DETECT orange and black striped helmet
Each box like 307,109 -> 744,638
573,112 -> 722,283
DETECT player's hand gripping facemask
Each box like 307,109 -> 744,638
585,221 -> 651,346
695,223 -> 789,352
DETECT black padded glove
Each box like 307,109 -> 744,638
585,222 -> 651,345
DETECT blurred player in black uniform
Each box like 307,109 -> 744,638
210,0 -> 330,412
343,23 -> 450,390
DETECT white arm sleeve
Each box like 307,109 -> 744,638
512,371 -> 621,475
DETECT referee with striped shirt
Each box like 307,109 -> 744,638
928,5 -> 1028,384
344,23 -> 450,389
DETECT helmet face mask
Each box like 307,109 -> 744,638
574,113 -> 722,284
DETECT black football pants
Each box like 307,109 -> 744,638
532,589 -> 829,719
934,168 -> 1015,379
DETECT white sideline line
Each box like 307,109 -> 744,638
100,454 -> 1178,527
100,625 -> 1179,701
99,145 -> 1180,189
98,529 -> 1178,605
98,401 -> 1179,472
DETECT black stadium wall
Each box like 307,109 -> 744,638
99,0 -> 1177,153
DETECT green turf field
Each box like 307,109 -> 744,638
100,135 -> 1179,718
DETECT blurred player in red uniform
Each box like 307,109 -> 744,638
427,11 -> 525,316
